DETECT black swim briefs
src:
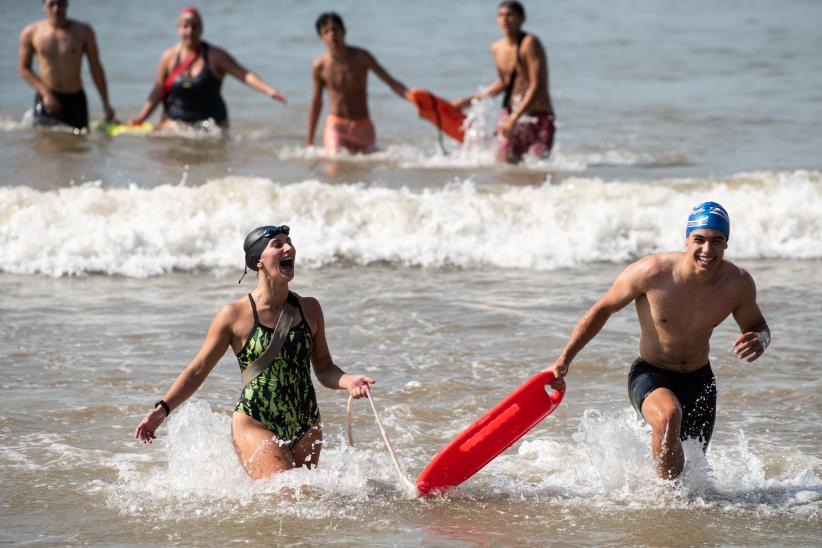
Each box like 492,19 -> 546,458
33,90 -> 89,131
628,358 -> 717,450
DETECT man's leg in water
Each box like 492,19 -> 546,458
641,387 -> 684,479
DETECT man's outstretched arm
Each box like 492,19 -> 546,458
367,51 -> 411,101
84,25 -> 115,121
18,25 -> 50,98
306,60 -> 325,147
546,258 -> 649,388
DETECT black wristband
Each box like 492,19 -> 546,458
154,399 -> 170,417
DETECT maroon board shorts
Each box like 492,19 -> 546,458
497,110 -> 555,160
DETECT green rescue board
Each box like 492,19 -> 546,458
96,121 -> 154,136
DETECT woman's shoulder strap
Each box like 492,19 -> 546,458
287,291 -> 306,320
247,293 -> 259,324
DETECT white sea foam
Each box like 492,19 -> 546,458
98,401 -> 820,522
0,170 -> 820,277
0,115 -> 29,132
276,97 -> 660,172
103,401 -> 414,522
456,408 -> 822,517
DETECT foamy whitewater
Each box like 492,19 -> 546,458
1,0 -> 821,545
2,170 -> 820,277
104,402 -> 820,519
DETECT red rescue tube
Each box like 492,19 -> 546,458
416,370 -> 564,496
409,88 -> 466,143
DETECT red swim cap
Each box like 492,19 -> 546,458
180,7 -> 201,19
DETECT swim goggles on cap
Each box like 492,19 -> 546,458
245,224 -> 291,251
259,224 -> 290,240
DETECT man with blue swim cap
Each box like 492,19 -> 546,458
686,201 -> 730,240
545,200 -> 770,480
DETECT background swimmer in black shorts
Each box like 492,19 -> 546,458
545,202 -> 770,479
18,0 -> 116,131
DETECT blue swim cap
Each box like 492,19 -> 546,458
685,201 -> 730,240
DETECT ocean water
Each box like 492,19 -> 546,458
1,0 -> 820,545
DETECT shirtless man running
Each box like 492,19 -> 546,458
306,12 -> 412,154
455,1 -> 555,163
546,202 -> 770,479
18,0 -> 115,131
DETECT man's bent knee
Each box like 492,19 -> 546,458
642,389 -> 683,431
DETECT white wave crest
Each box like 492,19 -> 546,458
0,170 -> 819,276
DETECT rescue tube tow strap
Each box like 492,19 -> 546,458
501,32 -> 527,112
163,44 -> 203,96
347,388 -> 418,496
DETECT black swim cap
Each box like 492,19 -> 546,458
243,225 -> 290,271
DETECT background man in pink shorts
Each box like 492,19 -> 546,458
306,12 -> 413,154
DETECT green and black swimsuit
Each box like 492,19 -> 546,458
234,292 -> 320,448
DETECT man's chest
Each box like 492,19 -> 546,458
645,285 -> 737,331
35,29 -> 82,60
493,45 -> 518,76
323,61 -> 366,90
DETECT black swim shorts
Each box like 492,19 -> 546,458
33,90 -> 89,131
628,358 -> 717,450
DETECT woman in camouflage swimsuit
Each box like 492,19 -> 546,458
134,225 -> 374,479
